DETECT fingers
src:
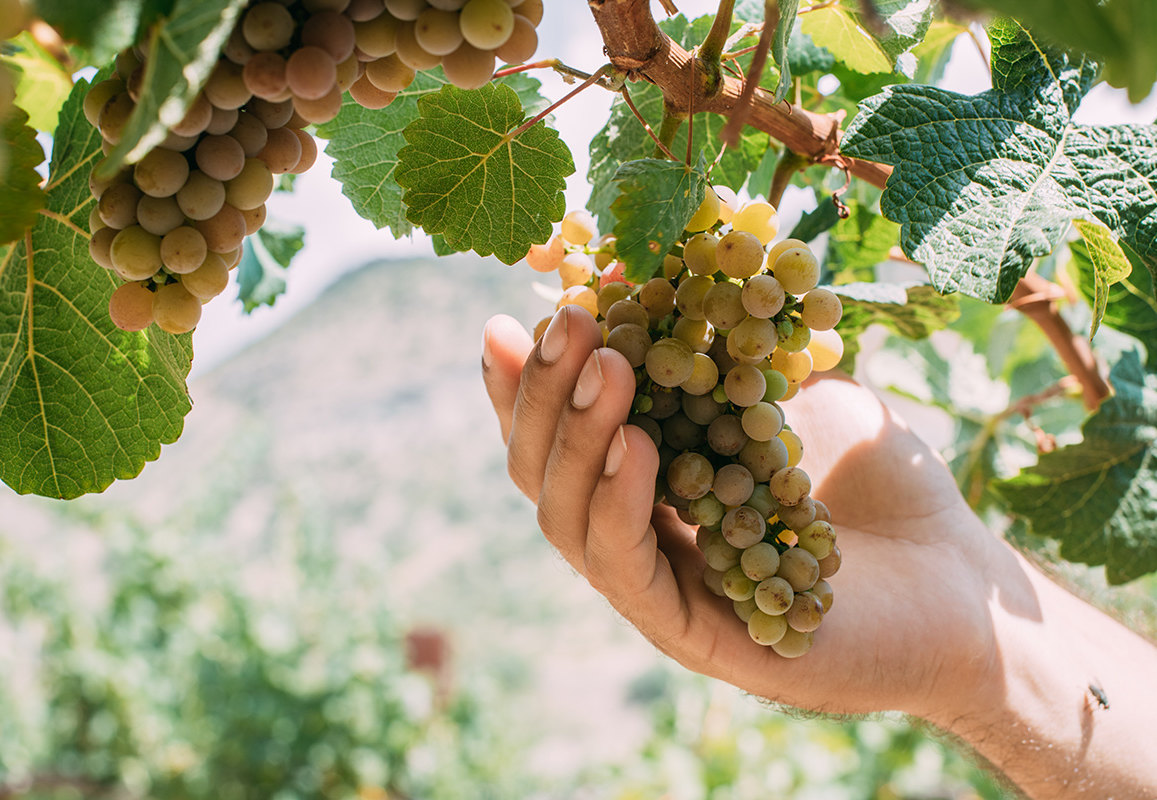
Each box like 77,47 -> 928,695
481,314 -> 534,444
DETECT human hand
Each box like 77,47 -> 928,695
482,306 -> 1015,720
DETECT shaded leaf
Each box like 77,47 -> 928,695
0,105 -> 46,245
834,282 -> 960,369
996,352 -> 1157,584
237,222 -> 304,313
1071,240 -> 1157,368
395,82 -> 573,265
771,0 -> 802,104
787,198 -> 841,242
33,0 -> 173,65
0,77 -> 193,499
612,158 -> 706,283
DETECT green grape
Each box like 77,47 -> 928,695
560,209 -> 598,246
777,321 -> 811,353
194,204 -> 247,254
176,171 -> 226,221
646,337 -> 695,388
808,328 -> 844,373
559,252 -> 594,288
355,14 -> 401,57
525,235 -> 565,273
712,463 -> 754,507
741,273 -> 785,318
292,83 -> 343,124
681,352 -> 719,396
152,282 -> 203,334
225,158 -> 274,211
638,278 -> 676,320
289,129 -> 319,174
336,52 -> 361,92
83,79 -> 124,128
812,500 -> 831,523
97,92 -> 136,144
229,112 -> 269,157
682,392 -> 724,426
207,104 -> 241,136
721,505 -> 765,548
745,484 -> 778,520
518,0 -> 543,24
770,466 -> 811,507
766,237 -> 808,268
682,232 -> 718,276
460,0 -> 515,49
776,547 -> 819,592
733,597 -> 758,624
203,60 -> 252,111
133,147 -> 189,199
702,532 -> 740,571
441,41 -> 496,89
702,280 -> 745,330
414,7 -> 464,55
741,542 -> 780,582
385,0 -> 425,19
722,566 -> 756,601
777,497 -> 816,532
702,566 -> 727,597
98,182 -> 142,229
754,576 -> 793,615
242,52 -> 288,100
706,414 -> 747,457
556,285 -> 598,317
741,402 -> 784,442
349,0 -> 389,18
723,363 -> 766,407
797,520 -> 835,560
181,252 -> 230,300
646,387 -> 682,420
761,368 -> 788,402
258,127 -> 305,174
196,134 -> 246,182
771,627 -> 814,658
671,317 -> 714,353
661,412 -> 705,451
726,316 -> 778,364
302,10 -> 357,62
394,21 -> 443,70
817,544 -> 841,578
108,281 -> 155,332
242,2 -> 295,51
285,46 -> 338,101
731,200 -> 779,244
628,415 -> 662,449
778,428 -> 803,467
605,322 -> 650,367
88,227 -> 118,270
666,452 -> 715,500
675,274 -> 714,320
160,226 -> 208,275
685,186 -> 720,233
605,298 -> 650,330
135,195 -> 183,237
800,287 -> 843,331
748,610 -> 788,646
812,579 -> 834,612
716,230 -> 765,279
495,13 -> 538,63
110,226 -> 163,281
688,494 -> 725,527
738,436 -> 788,482
242,205 -> 267,235
773,246 -> 820,295
770,347 -> 813,384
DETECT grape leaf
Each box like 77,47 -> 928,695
99,0 -> 248,175
1070,220 -> 1132,340
786,22 -> 835,77
237,222 -> 304,313
0,78 -> 193,499
0,106 -> 46,246
394,82 -> 573,265
771,0 -> 802,104
799,2 -> 892,74
32,0 -> 174,65
318,71 -> 549,241
611,158 -> 706,283
996,352 -> 1157,584
1071,240 -> 1157,368
824,201 -> 900,284
911,19 -> 967,86
843,20 -> 1157,303
2,32 -> 74,131
833,282 -> 960,370
787,199 -> 841,243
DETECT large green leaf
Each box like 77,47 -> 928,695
843,20 -> 1157,303
611,158 -> 706,283
996,352 -> 1157,584
100,0 -> 248,174
0,106 -> 46,246
0,78 -> 193,499
1070,220 -> 1132,340
32,0 -> 174,65
824,201 -> 900,285
318,70 -> 549,240
833,281 -> 959,369
394,82 -> 573,265
799,1 -> 890,74
2,31 -> 74,131
1071,240 -> 1157,368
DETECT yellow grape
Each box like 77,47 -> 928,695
152,283 -> 203,334
460,0 -> 515,50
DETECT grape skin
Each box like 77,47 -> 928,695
108,282 -> 156,332
152,283 -> 203,334
460,0 -> 515,50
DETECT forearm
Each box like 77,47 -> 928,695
928,548 -> 1157,799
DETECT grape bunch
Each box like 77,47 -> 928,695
524,191 -> 845,657
83,0 -> 543,334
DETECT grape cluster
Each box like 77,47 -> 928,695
525,190 -> 845,657
83,0 -> 542,334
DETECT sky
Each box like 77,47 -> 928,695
188,0 -> 1157,375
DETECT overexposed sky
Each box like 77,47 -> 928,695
189,0 -> 1157,375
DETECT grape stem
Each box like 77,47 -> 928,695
587,0 -> 1111,410
492,59 -> 622,91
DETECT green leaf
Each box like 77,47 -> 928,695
996,352 -> 1157,584
786,23 -> 836,76
394,82 -> 573,265
911,19 -> 967,85
2,32 -> 74,131
824,201 -> 900,284
787,198 -> 842,242
800,1 -> 893,74
237,222 -> 304,313
318,70 -> 549,239
1071,240 -> 1157,368
612,158 -> 706,283
833,282 -> 960,370
0,106 -> 46,246
771,0 -> 801,104
0,77 -> 193,499
870,0 -> 935,65
32,0 -> 174,65
1071,220 -> 1132,340
100,0 -> 248,174
843,20 -> 1157,303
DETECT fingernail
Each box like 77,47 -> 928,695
540,309 -> 568,364
572,350 -> 604,409
481,324 -> 494,369
604,425 -> 628,477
